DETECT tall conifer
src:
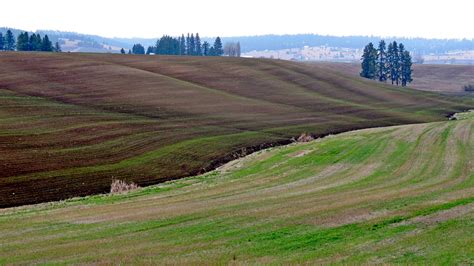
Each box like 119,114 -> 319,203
189,34 -> 196,56
5,30 -> 15,51
0,33 -> 4,50
41,35 -> 53,52
186,33 -> 191,55
360,42 -> 377,79
376,40 -> 387,82
202,41 -> 210,56
179,34 -> 186,55
17,32 -> 30,51
213,37 -> 223,56
195,33 -> 202,56
400,50 -> 413,87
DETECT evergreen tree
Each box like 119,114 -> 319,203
386,42 -> 394,83
128,49 -> 132,54
212,37 -> 223,56
29,34 -> 41,51
36,34 -> 44,51
360,42 -> 377,79
16,32 -> 30,51
41,35 -> 53,51
132,43 -> 145,54
209,46 -> 216,56
179,34 -> 186,55
387,41 -> 401,85
186,33 -> 191,55
120,48 -> 126,54
189,33 -> 196,55
397,43 -> 406,85
398,43 -> 405,64
146,46 -> 155,54
392,42 -> 400,85
195,33 -> 202,56
54,42 -> 61,52
172,37 -> 180,55
202,41 -> 210,56
5,30 -> 15,51
164,36 -> 171,55
156,35 -> 179,55
400,50 -> 413,87
156,37 -> 163,55
0,33 -> 4,50
376,40 -> 387,82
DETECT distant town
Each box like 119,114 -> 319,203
243,46 -> 474,65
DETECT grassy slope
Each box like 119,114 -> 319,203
312,62 -> 474,93
0,52 -> 472,207
0,112 -> 472,264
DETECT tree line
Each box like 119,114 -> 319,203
125,33 -> 226,56
360,40 -> 413,87
0,30 -> 61,52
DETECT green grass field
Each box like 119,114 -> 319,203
0,111 -> 472,264
0,53 -> 472,207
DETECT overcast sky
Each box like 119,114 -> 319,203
1,0 -> 473,39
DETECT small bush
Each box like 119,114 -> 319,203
297,132 -> 314,143
110,179 -> 139,194
464,84 -> 474,92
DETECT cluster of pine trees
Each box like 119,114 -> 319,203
17,32 -> 61,52
131,44 -> 145,54
0,30 -> 61,52
124,33 -> 224,56
360,40 -> 413,86
0,30 -> 16,51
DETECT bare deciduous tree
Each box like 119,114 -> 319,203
224,42 -> 241,57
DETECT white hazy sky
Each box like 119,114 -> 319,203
1,0 -> 473,39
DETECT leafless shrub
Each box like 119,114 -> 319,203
297,132 -> 314,143
463,84 -> 474,92
224,42 -> 241,57
413,54 -> 425,64
110,179 -> 139,194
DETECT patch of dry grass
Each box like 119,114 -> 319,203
110,179 -> 139,194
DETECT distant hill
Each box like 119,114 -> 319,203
243,46 -> 474,65
0,27 -> 149,53
310,62 -> 474,93
223,34 -> 474,55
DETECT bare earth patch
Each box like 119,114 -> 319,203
405,203 -> 474,226
287,149 -> 313,158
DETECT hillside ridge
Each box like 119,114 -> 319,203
0,52 -> 472,207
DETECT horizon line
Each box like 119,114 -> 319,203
1,26 -> 473,41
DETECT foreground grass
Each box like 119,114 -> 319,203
0,113 -> 472,264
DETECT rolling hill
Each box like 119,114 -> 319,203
0,111 -> 472,264
313,62 -> 474,94
0,52 -> 472,207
